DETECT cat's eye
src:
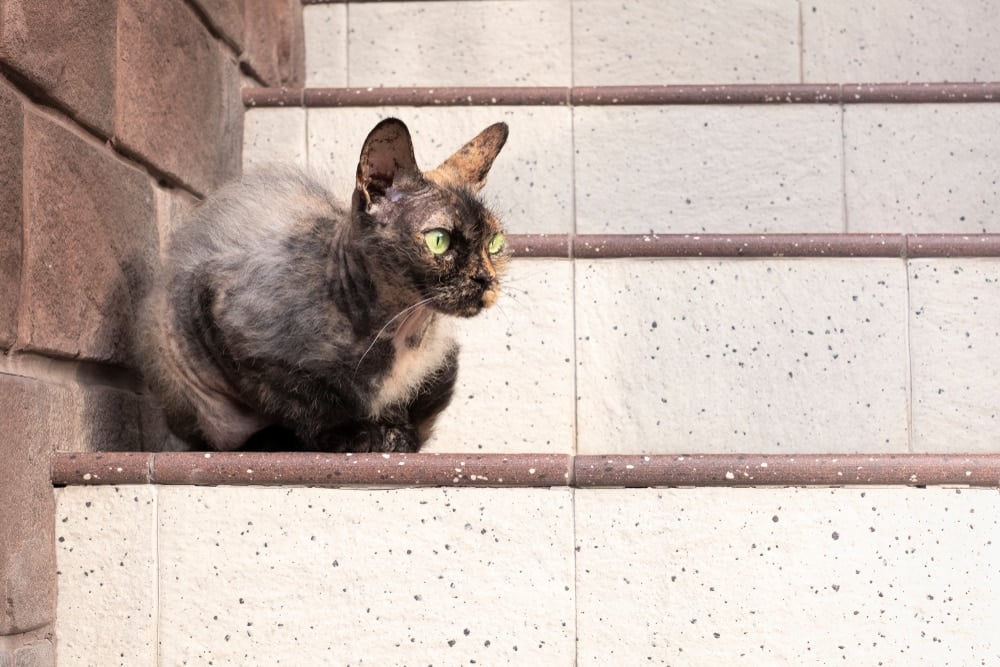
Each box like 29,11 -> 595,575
487,233 -> 506,255
424,229 -> 451,255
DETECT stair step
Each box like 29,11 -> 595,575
232,74 -> 1000,455
301,1 -> 1000,87
54,481 -> 1000,665
51,451 -> 1000,488
242,84 -> 1000,236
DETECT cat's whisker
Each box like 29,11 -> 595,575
493,301 -> 514,326
498,283 -> 530,297
354,296 -> 437,377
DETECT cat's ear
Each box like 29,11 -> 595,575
425,122 -> 508,192
355,118 -> 422,208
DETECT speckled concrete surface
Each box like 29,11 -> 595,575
576,487 -> 1000,666
346,1 -> 571,87
55,486 -> 157,667
803,1 -> 1000,83
845,105 -> 1000,234
573,105 -> 844,234
572,0 -> 799,85
56,485 -> 1000,666
306,106 -> 574,236
156,486 -> 574,665
242,108 -> 307,169
909,259 -> 1000,451
426,259 -> 576,454
302,3 -> 346,88
575,258 -> 909,454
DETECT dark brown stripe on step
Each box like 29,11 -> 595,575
52,452 -> 153,485
509,234 -> 570,258
571,234 -> 906,258
505,234 -> 1000,259
905,234 -> 1000,257
243,88 -> 304,107
49,452 -> 572,488
52,452 -> 1000,488
244,83 -> 1000,108
844,82 -> 1000,103
574,454 -> 1000,488
302,87 -> 569,107
570,84 -> 842,105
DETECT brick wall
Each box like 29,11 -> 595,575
0,0 -> 303,661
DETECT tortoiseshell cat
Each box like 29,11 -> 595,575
137,118 -> 509,452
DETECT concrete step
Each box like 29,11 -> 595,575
236,80 -> 1000,456
243,86 -> 1000,236
300,0 -> 1000,87
52,467 -> 1000,665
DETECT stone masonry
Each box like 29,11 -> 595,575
0,0 -> 303,662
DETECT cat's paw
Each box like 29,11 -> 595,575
375,425 -> 420,453
337,422 -> 419,453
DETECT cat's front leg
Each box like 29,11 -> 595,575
347,421 -> 421,453
373,423 -> 421,453
308,419 -> 421,453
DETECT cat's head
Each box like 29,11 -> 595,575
353,118 -> 510,318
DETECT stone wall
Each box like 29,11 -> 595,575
0,1 -> 303,661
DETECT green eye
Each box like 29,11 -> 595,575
424,229 -> 451,255
488,233 -> 506,255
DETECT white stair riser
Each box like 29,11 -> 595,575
56,485 -> 1000,666
304,0 -> 1000,88
245,104 -> 1000,235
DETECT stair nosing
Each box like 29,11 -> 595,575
51,451 -> 1000,488
244,83 -> 1000,108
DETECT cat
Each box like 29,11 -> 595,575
136,118 -> 510,452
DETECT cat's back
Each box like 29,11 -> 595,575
137,166 -> 350,448
166,165 -> 345,274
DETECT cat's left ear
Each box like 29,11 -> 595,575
425,122 -> 509,192
356,118 -> 422,208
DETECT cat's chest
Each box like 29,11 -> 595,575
368,308 -> 454,417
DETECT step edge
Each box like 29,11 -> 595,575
243,83 -> 1000,108
510,234 -> 1000,259
51,452 -> 1000,488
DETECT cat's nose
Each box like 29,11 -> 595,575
471,271 -> 493,288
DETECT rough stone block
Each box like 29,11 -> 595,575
116,0 -> 242,195
243,0 -> 305,87
0,374 -> 62,634
190,0 -> 245,50
20,109 -> 157,365
12,640 -> 53,667
154,184 -> 197,257
72,384 -> 145,453
0,0 -> 116,136
0,79 -> 22,349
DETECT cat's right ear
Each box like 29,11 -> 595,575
355,118 -> 422,209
